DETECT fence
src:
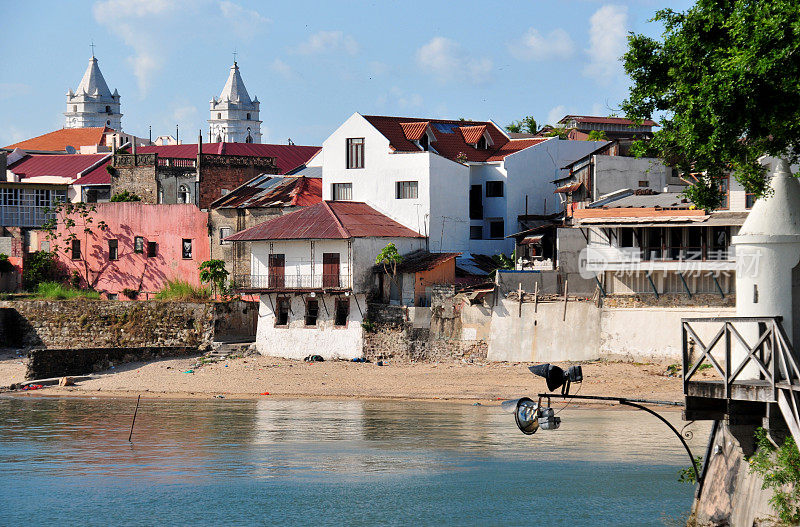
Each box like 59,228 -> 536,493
233,273 -> 352,290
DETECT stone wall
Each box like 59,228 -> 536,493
0,300 -> 216,349
364,303 -> 487,362
110,164 -> 158,203
26,346 -> 197,380
198,157 -> 280,209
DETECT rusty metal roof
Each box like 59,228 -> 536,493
210,172 -> 321,209
385,250 -> 460,274
555,182 -> 583,194
226,201 -> 424,241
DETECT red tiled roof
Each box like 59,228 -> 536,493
5,127 -> 112,151
135,143 -> 320,174
363,115 -> 535,163
459,125 -> 486,144
486,138 -> 550,161
399,121 -> 430,141
226,201 -> 423,241
8,153 -> 110,180
558,115 -> 658,127
212,175 -> 322,209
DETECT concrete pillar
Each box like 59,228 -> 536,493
732,160 -> 800,373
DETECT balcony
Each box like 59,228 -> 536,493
232,273 -> 352,292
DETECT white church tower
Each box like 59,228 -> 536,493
64,55 -> 122,130
208,62 -> 262,143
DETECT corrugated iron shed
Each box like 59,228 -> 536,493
226,201 -> 424,241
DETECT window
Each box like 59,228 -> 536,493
746,193 -> 757,209
332,183 -> 352,201
305,299 -> 319,326
486,181 -> 504,197
71,240 -> 81,260
72,105 -> 77,112
134,236 -> 144,254
420,133 -> 429,151
217,113 -> 222,119
220,227 -> 232,245
396,181 -> 418,199
619,229 -> 634,248
105,105 -> 111,113
716,175 -> 730,209
334,299 -> 350,326
470,226 -> 483,240
107,293 -> 117,301
147,241 -> 157,258
178,185 -> 190,204
489,220 -> 504,239
182,239 -> 192,259
638,180 -> 649,188
346,138 -> 364,169
246,113 -> 251,120
469,185 -> 483,219
476,136 -> 487,150
108,239 -> 118,261
275,297 -> 290,326
85,187 -> 110,203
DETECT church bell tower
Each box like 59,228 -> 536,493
64,54 -> 122,130
208,61 -> 262,143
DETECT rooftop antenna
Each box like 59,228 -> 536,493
176,124 -> 179,144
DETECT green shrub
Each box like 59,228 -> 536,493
34,282 -> 100,300
749,427 -> 800,524
154,280 -> 211,301
23,251 -> 65,290
110,190 -> 141,202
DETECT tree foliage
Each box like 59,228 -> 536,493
110,190 -> 141,202
749,427 -> 800,524
587,130 -> 608,141
375,243 -> 403,298
506,116 -> 538,134
198,259 -> 229,298
22,251 -> 65,290
623,1 -> 800,210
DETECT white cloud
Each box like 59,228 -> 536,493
583,4 -> 629,83
219,1 -> 270,39
416,37 -> 493,85
377,87 -> 422,110
293,31 -> 359,55
547,105 -> 568,126
0,83 -> 31,101
509,28 -> 575,61
92,0 -> 181,96
271,58 -> 296,80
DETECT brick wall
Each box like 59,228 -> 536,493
199,156 -> 280,210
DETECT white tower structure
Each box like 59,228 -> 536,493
208,62 -> 261,143
733,160 -> 800,353
64,55 -> 122,130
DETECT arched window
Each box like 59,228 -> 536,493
246,113 -> 251,120
105,105 -> 111,113
72,105 -> 77,112
246,127 -> 253,143
217,113 -> 222,119
178,185 -> 190,204
106,120 -> 111,125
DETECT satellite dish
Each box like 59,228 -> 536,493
65,145 -> 76,154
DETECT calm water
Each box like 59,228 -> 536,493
0,397 -> 708,526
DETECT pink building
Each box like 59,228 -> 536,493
42,202 -> 209,299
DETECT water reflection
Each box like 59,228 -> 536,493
0,396 -> 708,526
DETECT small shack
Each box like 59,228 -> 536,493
375,250 -> 460,306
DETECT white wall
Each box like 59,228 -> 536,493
251,239 -> 352,288
593,155 -> 669,197
428,153 -> 470,252
256,293 -> 365,360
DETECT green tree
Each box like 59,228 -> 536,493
506,115 -> 538,134
622,1 -> 800,210
22,251 -> 65,290
199,259 -> 229,299
110,190 -> 141,202
587,130 -> 608,141
375,243 -> 403,299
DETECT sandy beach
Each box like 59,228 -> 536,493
0,349 -> 703,405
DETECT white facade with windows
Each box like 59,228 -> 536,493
320,113 -> 605,254
208,62 -> 262,143
64,56 -> 122,130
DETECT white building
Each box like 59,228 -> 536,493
227,200 -> 425,359
319,113 -> 605,255
208,62 -> 262,144
64,56 -> 122,130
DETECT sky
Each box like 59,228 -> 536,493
0,0 -> 694,148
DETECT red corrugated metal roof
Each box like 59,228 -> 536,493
226,201 -> 423,241
364,115 -> 537,163
558,115 -> 658,127
555,182 -> 583,194
8,153 -> 109,180
135,143 -> 320,174
5,127 -> 111,151
399,121 -> 430,141
73,158 -> 112,185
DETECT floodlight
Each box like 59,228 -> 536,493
513,397 -> 540,435
529,364 -> 583,395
